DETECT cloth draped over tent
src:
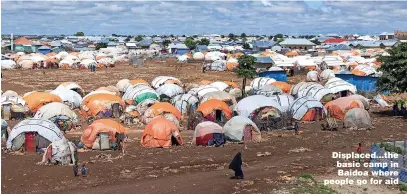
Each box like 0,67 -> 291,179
223,116 -> 261,142
234,95 -> 283,118
289,96 -> 326,121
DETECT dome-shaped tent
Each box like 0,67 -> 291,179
320,69 -> 335,81
325,78 -> 357,95
23,92 -> 62,113
197,99 -> 232,121
143,102 -> 181,126
250,77 -> 276,89
324,97 -> 364,120
171,94 -> 199,115
193,121 -> 225,146
122,84 -> 159,104
290,82 -> 317,97
306,71 -> 319,82
224,116 -> 261,142
81,93 -> 125,118
141,117 -> 183,148
156,84 -> 184,98
270,81 -> 291,94
116,79 -> 130,92
151,76 -> 182,89
249,85 -> 283,97
50,88 -> 82,109
1,60 -> 18,69
201,91 -> 237,107
81,119 -> 127,149
188,85 -> 220,99
56,82 -> 84,96
289,96 -> 326,121
6,119 -> 65,151
297,83 -> 333,103
268,94 -> 295,113
233,95 -> 283,118
344,108 -> 372,129
34,102 -> 78,131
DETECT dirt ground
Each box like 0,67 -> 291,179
1,59 -> 407,194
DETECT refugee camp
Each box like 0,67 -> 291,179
1,1 -> 407,194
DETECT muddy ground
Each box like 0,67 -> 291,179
1,59 -> 407,194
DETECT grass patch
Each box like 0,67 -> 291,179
293,174 -> 338,194
400,184 -> 407,191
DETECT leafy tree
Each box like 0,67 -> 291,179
197,38 -> 210,46
134,35 -> 143,42
75,32 -> 84,36
243,42 -> 251,49
170,34 -> 174,38
193,35 -> 198,38
124,36 -> 131,42
269,36 -> 273,40
221,35 -> 225,38
95,43 -> 107,50
376,42 -> 407,93
277,38 -> 285,44
228,33 -> 235,40
273,33 -> 283,41
112,34 -> 118,37
163,39 -> 171,47
184,37 -> 196,50
311,39 -> 321,45
241,33 -> 246,38
242,37 -> 247,42
182,35 -> 186,37
236,55 -> 257,98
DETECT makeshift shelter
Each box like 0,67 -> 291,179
80,59 -> 97,69
1,60 -> 18,69
6,119 -> 65,152
193,121 -> 225,146
188,85 -> 220,99
201,91 -> 237,108
122,84 -> 159,104
19,60 -> 35,69
224,81 -> 239,89
2,90 -> 19,98
207,60 -> 227,71
34,102 -> 78,132
40,139 -> 77,165
324,97 -> 364,120
268,94 -> 295,113
96,86 -> 120,96
196,99 -> 232,122
156,84 -> 184,98
210,81 -> 230,92
23,92 -> 62,113
248,85 -> 283,97
56,82 -> 84,96
199,80 -> 212,85
151,76 -> 182,89
81,119 -> 127,149
290,82 -> 318,97
296,83 -> 334,103
171,94 -> 199,115
50,88 -> 82,109
270,81 -> 291,93
116,79 -> 131,92
223,116 -> 261,143
141,117 -> 183,148
344,108 -> 372,129
1,95 -> 28,120
143,102 -> 181,126
81,93 -> 125,118
130,79 -> 149,86
250,77 -> 276,89
347,94 -> 370,110
324,78 -> 357,97
306,71 -> 319,82
228,88 -> 243,100
226,58 -> 238,71
320,69 -> 336,81
289,96 -> 326,121
59,59 -> 74,68
234,95 -> 283,118
193,52 -> 204,60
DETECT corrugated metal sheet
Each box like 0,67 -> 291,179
335,74 -> 377,92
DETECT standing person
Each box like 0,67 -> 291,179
73,161 -> 79,177
229,152 -> 244,179
355,143 -> 362,163
294,122 -> 300,135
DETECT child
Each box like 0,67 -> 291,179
81,163 -> 87,177
294,122 -> 299,135
229,152 -> 244,179
355,143 -> 362,163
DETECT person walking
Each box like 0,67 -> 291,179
294,122 -> 300,135
73,162 -> 79,177
229,152 -> 244,179
81,163 -> 87,177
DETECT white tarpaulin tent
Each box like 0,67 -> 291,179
289,96 -> 325,120
188,85 -> 220,99
201,91 -> 237,106
344,108 -> 372,129
116,79 -> 130,92
325,78 -> 357,94
297,83 -> 332,101
268,94 -> 295,113
250,77 -> 276,89
50,88 -> 82,109
7,119 -> 65,149
250,85 -> 283,97
122,84 -> 158,101
34,102 -> 78,124
223,116 -> 261,142
171,94 -> 199,115
306,71 -> 319,82
156,84 -> 184,98
234,95 -> 283,117
320,69 -> 335,81
151,76 -> 181,89
290,82 -> 318,96
1,60 -> 18,69
210,81 -> 229,91
40,138 -> 76,165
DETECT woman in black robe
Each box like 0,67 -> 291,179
229,152 -> 244,179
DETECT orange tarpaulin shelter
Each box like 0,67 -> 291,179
351,69 -> 366,76
233,52 -> 244,58
81,93 -> 125,117
200,80 -> 212,85
226,62 -> 238,71
81,119 -> 127,148
141,117 -> 183,148
14,37 -> 33,45
196,99 -> 232,119
325,97 -> 364,120
149,102 -> 181,120
23,92 -> 62,113
45,52 -> 56,57
130,79 -> 149,86
224,81 -> 238,89
270,81 -> 291,93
